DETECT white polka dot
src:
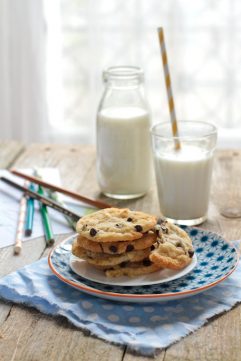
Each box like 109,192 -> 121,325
123,305 -> 134,311
53,288 -> 63,295
150,315 -> 167,322
143,306 -> 154,313
82,301 -> 93,309
162,323 -> 173,330
174,306 -> 184,313
129,316 -> 141,323
102,304 -> 114,310
88,313 -> 98,321
206,300 -> 216,305
48,280 -> 58,286
222,291 -> 231,297
108,314 -> 120,322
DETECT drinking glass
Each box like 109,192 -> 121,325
151,121 -> 217,225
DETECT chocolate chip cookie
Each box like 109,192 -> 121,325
76,207 -> 157,242
72,239 -> 152,267
105,260 -> 162,278
149,223 -> 194,270
75,232 -> 157,255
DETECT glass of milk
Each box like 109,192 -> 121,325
96,66 -> 152,199
151,121 -> 217,225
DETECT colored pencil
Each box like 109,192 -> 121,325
10,169 -> 111,209
47,189 -> 77,230
0,177 -> 81,222
24,183 -> 35,236
14,182 -> 28,254
38,185 -> 55,247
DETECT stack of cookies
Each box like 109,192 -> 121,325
72,207 -> 195,278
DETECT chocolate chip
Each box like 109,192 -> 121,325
126,244 -> 134,252
143,258 -> 152,267
176,242 -> 182,247
89,228 -> 97,237
127,217 -> 133,222
120,261 -> 128,268
135,225 -> 143,232
109,245 -> 117,253
188,250 -> 194,258
115,223 -> 123,228
151,245 -> 155,251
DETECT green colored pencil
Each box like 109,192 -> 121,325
38,185 -> 55,246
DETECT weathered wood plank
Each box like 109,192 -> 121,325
0,306 -> 124,361
1,145 -> 241,361
0,141 -> 25,331
0,140 -> 24,168
0,144 -> 124,361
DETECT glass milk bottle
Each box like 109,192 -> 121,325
96,66 -> 152,199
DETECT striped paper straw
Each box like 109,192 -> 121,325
157,27 -> 181,150
14,182 -> 28,254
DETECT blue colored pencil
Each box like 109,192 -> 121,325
24,183 -> 35,237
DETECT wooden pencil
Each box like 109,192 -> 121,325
10,169 -> 111,209
14,182 -> 28,254
0,177 -> 82,222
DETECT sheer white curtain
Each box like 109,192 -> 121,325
1,0 -> 241,146
47,0 -> 241,147
0,0 -> 48,142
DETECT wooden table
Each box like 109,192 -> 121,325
0,141 -> 241,361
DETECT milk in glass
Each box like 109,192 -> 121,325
154,145 -> 213,221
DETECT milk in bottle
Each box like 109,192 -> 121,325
96,66 -> 152,199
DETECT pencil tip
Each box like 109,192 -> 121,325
47,238 -> 55,247
14,246 -> 21,255
25,229 -> 32,237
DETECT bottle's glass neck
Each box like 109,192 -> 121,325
103,66 -> 144,89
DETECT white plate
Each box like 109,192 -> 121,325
69,254 -> 198,286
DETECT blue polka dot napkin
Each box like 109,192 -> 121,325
0,256 -> 241,356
